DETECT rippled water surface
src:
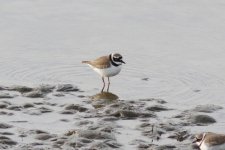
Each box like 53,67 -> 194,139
1,0 -> 225,148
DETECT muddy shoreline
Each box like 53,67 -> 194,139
0,84 -> 222,149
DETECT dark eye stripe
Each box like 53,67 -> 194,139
114,57 -> 122,59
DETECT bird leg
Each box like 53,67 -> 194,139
107,77 -> 110,92
101,77 -> 105,92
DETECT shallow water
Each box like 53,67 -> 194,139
1,0 -> 225,149
1,0 -> 225,104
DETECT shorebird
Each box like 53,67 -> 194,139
193,132 -> 225,150
82,53 -> 125,92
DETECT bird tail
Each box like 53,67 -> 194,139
82,61 -> 89,64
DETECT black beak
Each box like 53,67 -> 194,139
192,139 -> 197,143
120,60 -> 126,64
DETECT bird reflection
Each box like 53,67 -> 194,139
91,91 -> 119,101
90,91 -> 119,108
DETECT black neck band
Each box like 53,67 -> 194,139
109,54 -> 119,67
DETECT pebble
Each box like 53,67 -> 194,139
35,133 -> 56,141
56,84 -> 79,92
0,93 -> 15,99
192,104 -> 223,113
0,123 -> 13,129
190,114 -> 216,125
64,104 -> 88,112
146,105 -> 172,112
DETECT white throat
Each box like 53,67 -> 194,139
111,60 -> 122,66
197,133 -> 206,147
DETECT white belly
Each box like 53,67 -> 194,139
201,142 -> 225,150
89,65 -> 122,77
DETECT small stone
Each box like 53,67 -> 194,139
0,132 -> 14,135
142,78 -> 149,81
60,110 -> 75,115
33,102 -> 44,105
65,104 -> 88,112
139,123 -> 151,128
34,130 -> 48,134
60,119 -> 70,122
0,138 -> 17,145
0,86 -> 6,90
65,130 -> 76,136
45,102 -> 57,106
7,86 -> 33,93
77,138 -> 92,143
112,110 -> 139,118
76,130 -> 115,140
19,134 -> 27,138
101,117 -> 119,121
35,133 -> 55,140
159,123 -> 176,132
168,131 -> 190,142
54,139 -> 65,145
0,136 -> 10,140
75,120 -> 93,126
190,115 -> 216,125
89,142 -> 110,149
193,89 -> 201,92
66,141 -> 84,148
53,93 -> 65,97
31,142 -> 44,146
112,110 -> 155,118
156,145 -> 176,150
23,103 -> 35,108
0,103 -> 8,109
156,99 -> 167,104
139,98 -> 167,104
23,90 -> 45,98
8,105 -> 22,111
77,95 -> 85,98
0,111 -> 8,115
105,140 -> 122,148
146,105 -> 172,112
138,143 -> 150,148
39,107 -> 53,113
10,121 -> 27,123
56,84 -> 79,92
24,109 -> 42,115
0,93 -> 14,99
0,123 -> 13,129
35,85 -> 55,93
192,104 -> 223,113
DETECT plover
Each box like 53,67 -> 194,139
193,132 -> 225,150
82,53 -> 125,92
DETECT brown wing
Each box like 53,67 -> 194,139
205,134 -> 225,146
87,56 -> 111,69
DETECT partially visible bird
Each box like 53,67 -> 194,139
193,132 -> 225,150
